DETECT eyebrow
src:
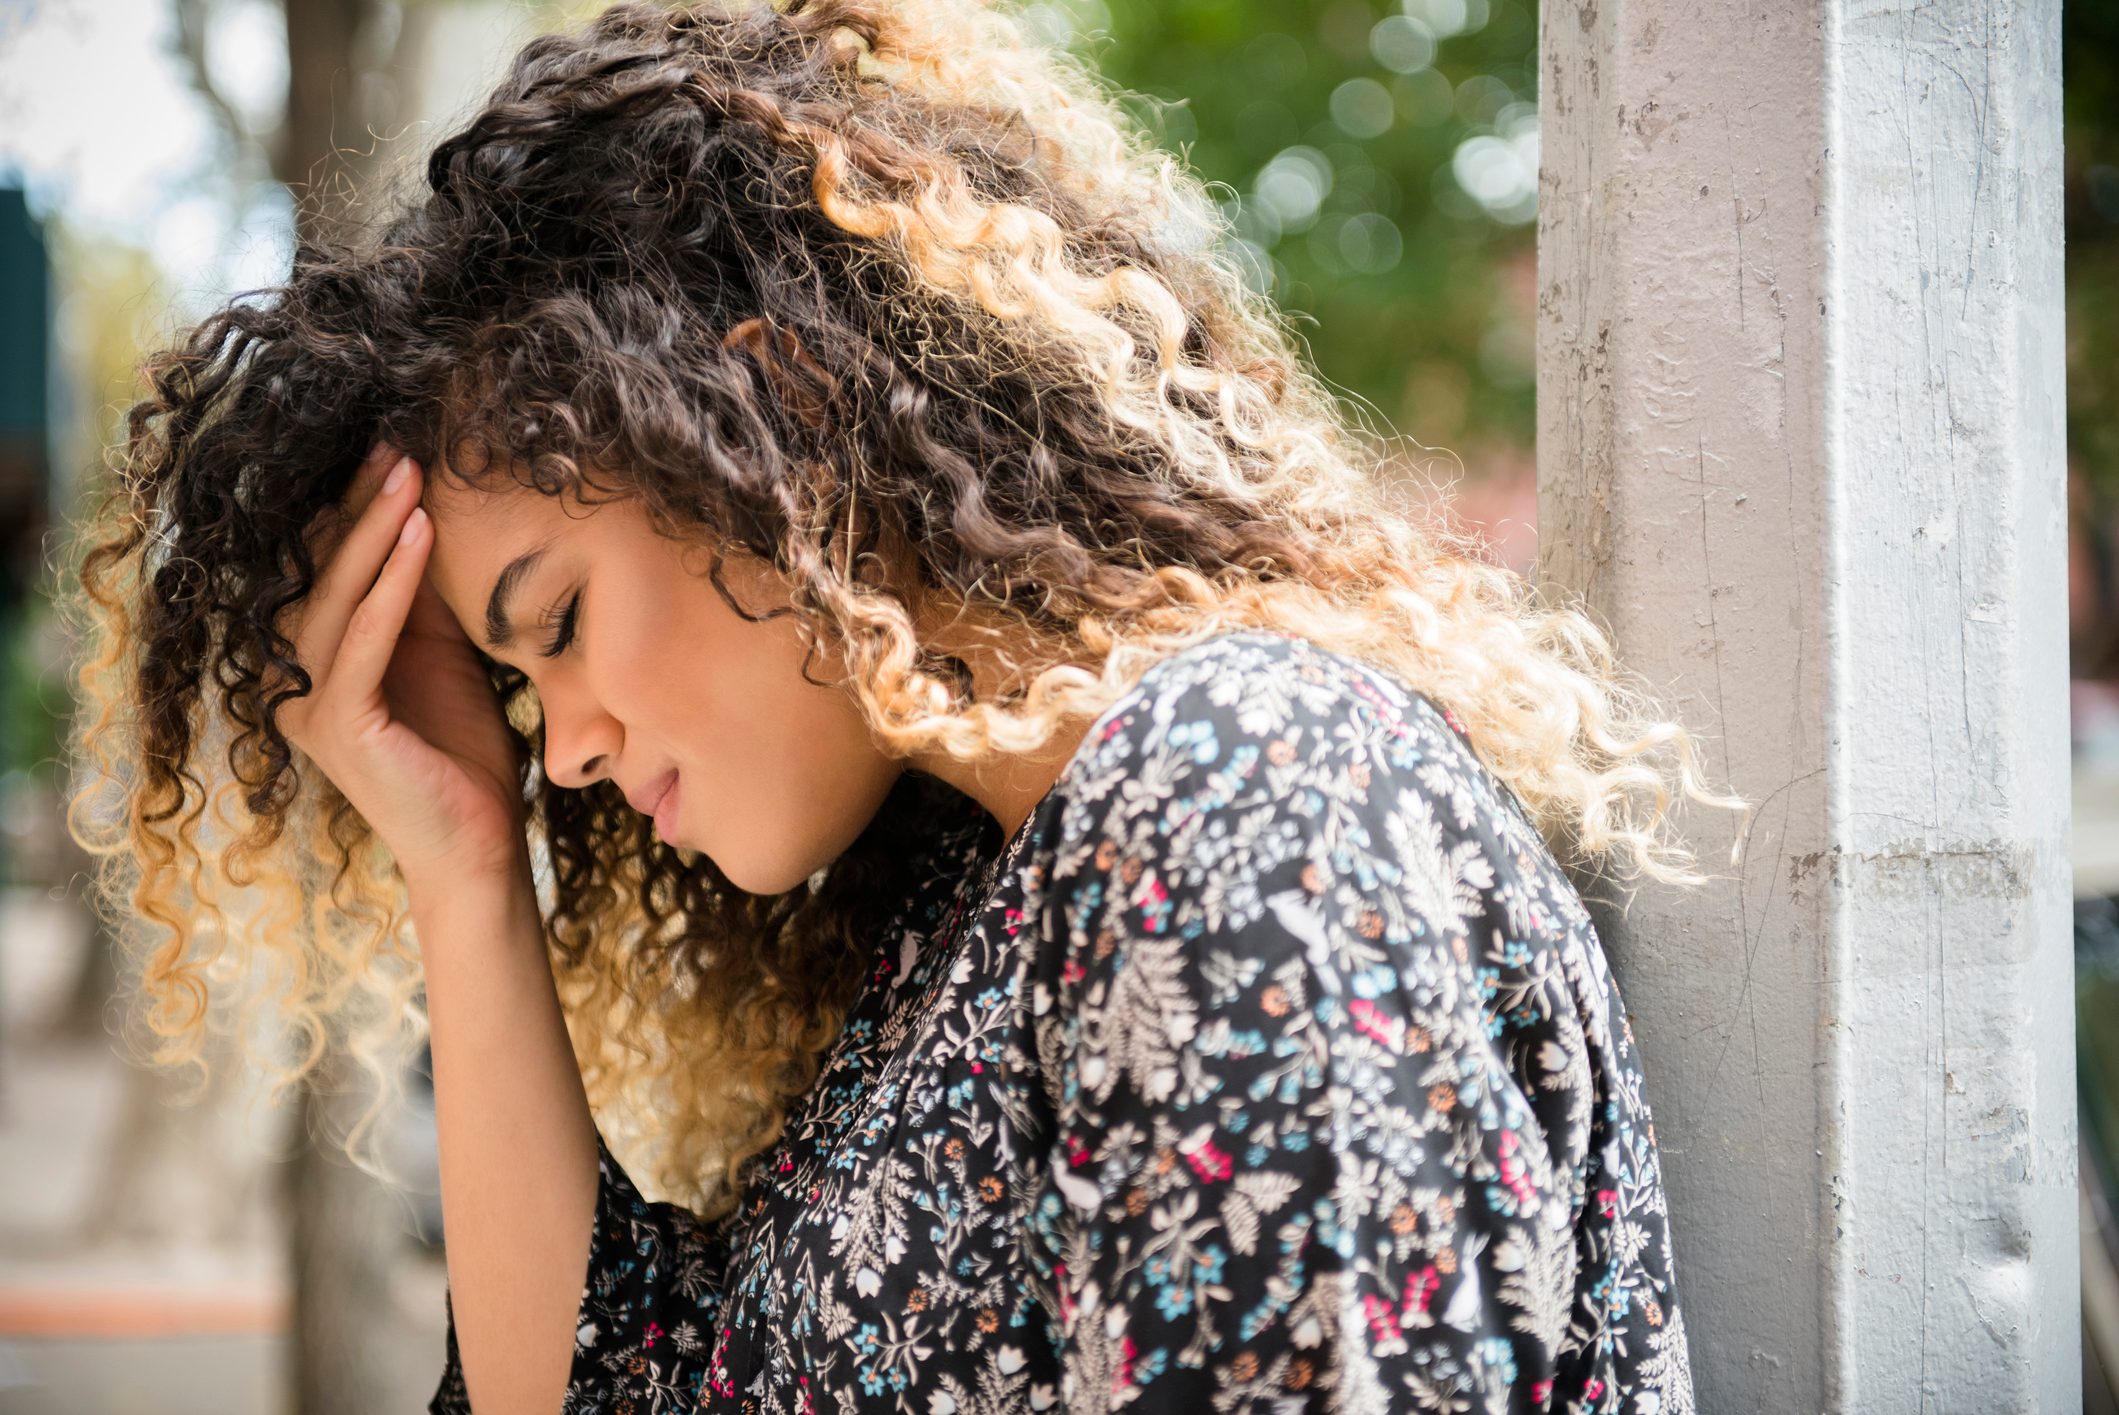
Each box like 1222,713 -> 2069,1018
482,533 -> 561,653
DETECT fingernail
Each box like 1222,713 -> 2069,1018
383,457 -> 413,494
399,506 -> 426,544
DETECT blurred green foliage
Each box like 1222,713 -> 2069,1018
2064,4 -> 2119,678
1048,0 -> 1540,458
2069,3 -> 2119,496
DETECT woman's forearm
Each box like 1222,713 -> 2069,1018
412,867 -> 599,1413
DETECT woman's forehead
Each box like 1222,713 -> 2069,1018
422,479 -> 589,644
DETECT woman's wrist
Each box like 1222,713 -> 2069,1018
402,833 -> 534,898
405,860 -> 544,959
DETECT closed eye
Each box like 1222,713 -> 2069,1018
537,587 -> 582,658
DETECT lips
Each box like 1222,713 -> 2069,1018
651,775 -> 680,843
627,768 -> 679,818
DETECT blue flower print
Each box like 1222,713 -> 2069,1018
428,628 -> 1692,1415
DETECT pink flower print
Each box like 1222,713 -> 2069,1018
1363,1292 -> 1404,1344
1180,1130 -> 1233,1182
1497,1129 -> 1539,1208
643,1320 -> 662,1349
1349,997 -> 1405,1052
709,1334 -> 736,1397
1403,1264 -> 1440,1318
1140,876 -> 1171,933
1353,678 -> 1396,722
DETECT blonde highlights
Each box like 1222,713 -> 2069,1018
61,0 -> 1750,1220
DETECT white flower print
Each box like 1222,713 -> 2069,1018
429,629 -> 1693,1415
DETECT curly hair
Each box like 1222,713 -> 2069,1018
60,0 -> 1752,1218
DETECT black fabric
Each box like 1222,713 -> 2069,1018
430,628 -> 1694,1414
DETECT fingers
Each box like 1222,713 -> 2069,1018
289,454 -> 424,698
329,498 -> 431,720
348,438 -> 404,511
298,440 -> 403,572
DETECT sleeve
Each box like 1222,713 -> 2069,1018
428,1128 -> 737,1414
1019,669 -> 1580,1413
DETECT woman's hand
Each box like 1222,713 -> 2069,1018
269,440 -> 531,894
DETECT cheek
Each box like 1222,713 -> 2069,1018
590,559 -> 785,755
594,599 -> 704,731
672,625 -> 886,852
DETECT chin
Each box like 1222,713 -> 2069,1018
695,835 -> 803,897
697,789 -> 886,897
715,822 -> 865,897
716,857 -> 815,898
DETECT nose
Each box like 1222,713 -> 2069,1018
538,681 -> 622,792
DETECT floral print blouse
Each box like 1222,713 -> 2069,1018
428,627 -> 1693,1414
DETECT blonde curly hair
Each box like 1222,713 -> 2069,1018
60,0 -> 1751,1220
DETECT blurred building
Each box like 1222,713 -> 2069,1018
0,185 -> 50,686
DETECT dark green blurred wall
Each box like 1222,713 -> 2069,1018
0,186 -> 50,445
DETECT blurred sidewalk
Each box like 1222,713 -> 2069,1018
0,884 -> 448,1414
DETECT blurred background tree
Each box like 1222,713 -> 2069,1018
2070,6 -> 2118,486
1,3 -> 1546,1408
3,0 -> 2112,1408
1068,0 -> 1539,464
2068,2 -> 2119,681
2066,10 -> 2119,1411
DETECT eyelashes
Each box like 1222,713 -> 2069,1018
538,587 -> 582,658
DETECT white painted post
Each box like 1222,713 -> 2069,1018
1535,2 -> 2075,1409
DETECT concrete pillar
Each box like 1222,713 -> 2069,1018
1535,2 -> 2075,1409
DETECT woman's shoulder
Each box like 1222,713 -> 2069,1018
1027,624 -> 1624,1092
1090,627 -> 1477,766
1046,626 -> 1529,856
1023,624 -> 1573,955
1015,626 -> 1691,1409
1048,627 -> 1619,1004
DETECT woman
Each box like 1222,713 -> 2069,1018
65,0 -> 1749,1409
